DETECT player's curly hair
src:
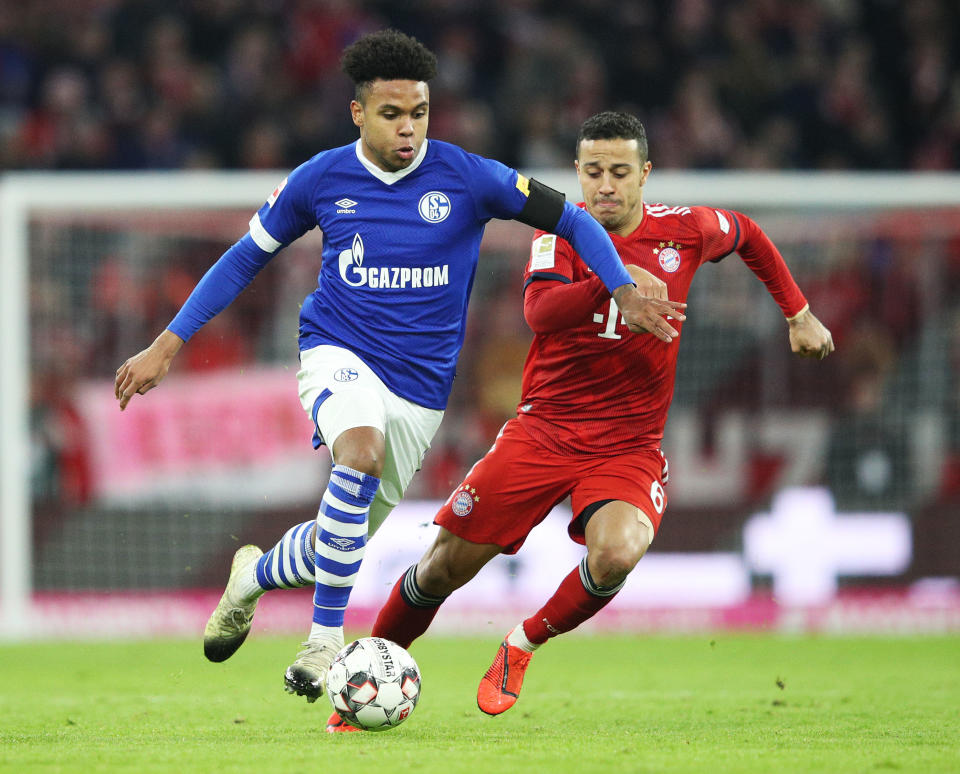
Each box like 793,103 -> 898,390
576,111 -> 648,163
341,29 -> 438,103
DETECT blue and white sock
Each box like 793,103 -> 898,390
252,520 -> 317,593
309,464 -> 380,641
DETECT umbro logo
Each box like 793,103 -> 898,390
327,536 -> 357,551
335,198 -> 357,214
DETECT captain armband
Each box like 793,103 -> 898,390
515,177 -> 566,232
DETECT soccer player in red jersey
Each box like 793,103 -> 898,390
330,110 -> 834,728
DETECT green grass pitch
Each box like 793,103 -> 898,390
1,633 -> 957,773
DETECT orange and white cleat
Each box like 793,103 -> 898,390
325,711 -> 362,733
476,635 -> 534,715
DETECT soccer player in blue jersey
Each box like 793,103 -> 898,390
114,29 -> 685,703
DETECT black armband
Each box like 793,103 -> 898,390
515,177 -> 566,232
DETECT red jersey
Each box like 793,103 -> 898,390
516,203 -> 807,455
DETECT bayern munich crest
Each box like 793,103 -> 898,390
657,246 -> 681,273
452,489 -> 475,517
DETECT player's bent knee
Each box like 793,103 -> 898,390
588,528 -> 651,586
332,427 -> 386,477
340,449 -> 384,477
590,547 -> 641,587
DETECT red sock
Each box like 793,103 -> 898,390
371,566 -> 444,649
522,560 -> 621,645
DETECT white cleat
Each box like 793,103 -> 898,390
283,640 -> 341,703
203,544 -> 263,663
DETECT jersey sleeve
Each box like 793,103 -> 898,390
692,206 -> 742,262
733,212 -> 808,317
166,162 -> 323,341
523,230 -> 578,288
248,159 -> 320,253
167,234 -> 274,341
693,206 -> 806,316
522,231 -> 608,332
553,202 -> 634,291
458,152 -> 530,222
460,150 -> 633,292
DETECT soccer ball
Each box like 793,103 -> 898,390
325,637 -> 421,731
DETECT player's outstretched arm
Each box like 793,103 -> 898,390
113,233 -> 276,411
613,284 -> 686,342
787,305 -> 834,360
114,329 -> 184,410
721,211 -> 833,360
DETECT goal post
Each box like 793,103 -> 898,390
0,179 -> 30,638
0,171 -> 284,639
2,169 -> 959,640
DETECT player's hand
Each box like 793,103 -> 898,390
612,284 -> 686,343
624,264 -> 668,300
787,306 -> 834,360
114,330 -> 184,410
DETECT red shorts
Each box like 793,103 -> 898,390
435,419 -> 667,554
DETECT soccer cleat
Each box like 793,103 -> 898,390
325,711 -> 362,733
203,544 -> 263,663
476,635 -> 534,716
284,639 -> 341,703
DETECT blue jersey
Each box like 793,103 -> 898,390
256,139 -> 529,408
169,139 -> 633,410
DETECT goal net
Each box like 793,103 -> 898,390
2,171 -> 959,638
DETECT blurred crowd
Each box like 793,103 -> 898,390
2,0 -> 959,172
13,0 -> 960,563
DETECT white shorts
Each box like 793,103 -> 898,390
297,345 -> 444,532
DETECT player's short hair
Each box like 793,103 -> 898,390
341,29 -> 438,103
576,111 -> 648,164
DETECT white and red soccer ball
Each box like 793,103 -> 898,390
325,637 -> 421,731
